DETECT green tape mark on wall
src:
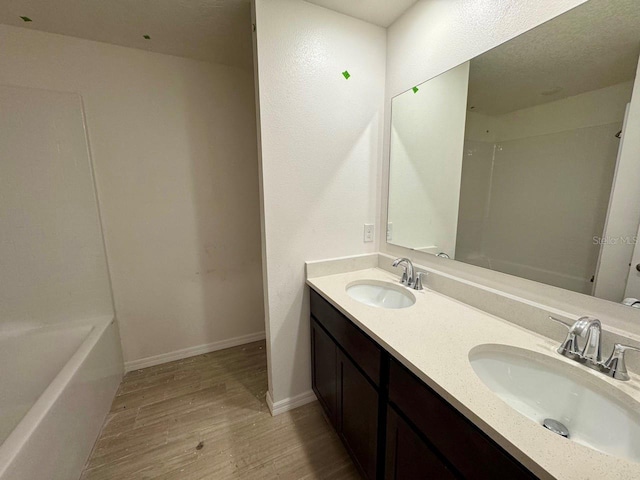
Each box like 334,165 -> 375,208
20,16 -> 32,22
342,70 -> 351,80
412,86 -> 419,93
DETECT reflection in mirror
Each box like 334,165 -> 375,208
387,0 -> 640,305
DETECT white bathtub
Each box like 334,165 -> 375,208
0,317 -> 123,480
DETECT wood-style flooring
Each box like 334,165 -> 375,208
80,341 -> 360,479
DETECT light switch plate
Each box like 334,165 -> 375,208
386,222 -> 393,242
364,224 -> 374,242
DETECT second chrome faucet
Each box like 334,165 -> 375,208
392,257 -> 425,291
550,315 -> 640,381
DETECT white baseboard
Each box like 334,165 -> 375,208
124,331 -> 266,372
266,389 -> 317,416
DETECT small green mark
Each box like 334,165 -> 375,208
412,86 -> 419,94
143,34 -> 151,40
20,16 -> 32,22
342,70 -> 351,80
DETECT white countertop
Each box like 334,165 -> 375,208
307,267 -> 640,480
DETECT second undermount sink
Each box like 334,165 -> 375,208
346,280 -> 415,309
469,344 -> 640,463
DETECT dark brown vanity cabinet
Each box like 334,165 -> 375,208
311,317 -> 380,478
385,406 -> 456,480
310,290 -> 381,479
387,359 -> 537,480
310,288 -> 537,480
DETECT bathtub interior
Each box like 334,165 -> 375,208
0,324 -> 93,443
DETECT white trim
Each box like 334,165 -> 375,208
266,390 -> 317,416
124,331 -> 266,372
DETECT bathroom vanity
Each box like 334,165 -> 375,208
307,256 -> 640,480
310,289 -> 534,479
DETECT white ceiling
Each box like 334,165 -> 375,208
0,0 -> 417,71
305,0 -> 418,27
0,0 -> 254,70
5,0 -> 635,108
467,0 -> 640,115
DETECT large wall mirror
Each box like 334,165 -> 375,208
387,0 -> 640,305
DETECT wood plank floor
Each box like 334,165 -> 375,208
81,341 -> 360,480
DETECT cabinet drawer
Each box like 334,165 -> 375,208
310,288 -> 381,386
389,359 -> 536,480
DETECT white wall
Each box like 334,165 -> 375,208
455,139 -> 495,267
494,81 -> 633,141
0,25 -> 264,365
0,85 -> 113,330
484,122 -> 620,293
253,0 -> 386,407
388,62 -> 468,255
457,82 -> 632,294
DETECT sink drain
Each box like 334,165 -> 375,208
542,418 -> 570,438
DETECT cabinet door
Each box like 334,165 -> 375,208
311,319 -> 338,426
338,351 -> 379,480
389,359 -> 536,479
385,406 -> 456,480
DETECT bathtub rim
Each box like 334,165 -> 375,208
0,315 -> 116,473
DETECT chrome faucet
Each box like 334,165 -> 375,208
550,316 -> 640,381
392,257 -> 424,290
571,317 -> 602,363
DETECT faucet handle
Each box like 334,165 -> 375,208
548,316 -> 573,328
603,343 -> 640,381
413,272 -> 427,291
548,316 -> 581,357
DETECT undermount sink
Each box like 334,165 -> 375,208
469,344 -> 640,463
346,280 -> 415,309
